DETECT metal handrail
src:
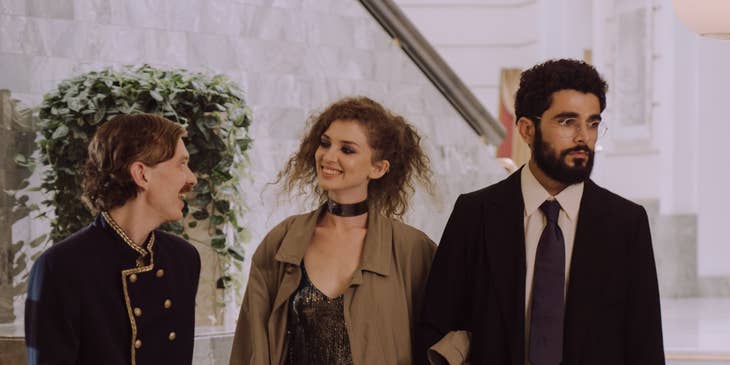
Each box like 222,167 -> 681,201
359,0 -> 505,146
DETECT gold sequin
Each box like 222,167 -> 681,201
287,265 -> 352,364
129,274 -> 137,283
134,339 -> 142,349
164,299 -> 172,309
133,307 -> 142,317
156,269 -> 165,278
168,332 -> 176,341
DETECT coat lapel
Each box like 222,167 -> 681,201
271,210 -> 317,312
485,170 -> 527,364
563,179 -> 610,358
268,208 -> 320,365
483,175 -> 614,362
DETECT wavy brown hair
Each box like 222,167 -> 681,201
278,96 -> 433,218
83,113 -> 186,211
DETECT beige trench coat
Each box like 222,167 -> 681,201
229,206 -> 437,365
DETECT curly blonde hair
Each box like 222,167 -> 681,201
278,96 -> 433,218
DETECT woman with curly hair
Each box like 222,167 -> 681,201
230,97 -> 436,365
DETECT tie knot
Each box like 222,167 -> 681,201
540,200 -> 561,223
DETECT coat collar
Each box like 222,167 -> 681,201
484,171 -> 611,364
92,213 -> 150,261
484,168 -> 527,364
483,168 -> 604,364
273,204 -> 393,277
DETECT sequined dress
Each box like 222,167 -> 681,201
286,264 -> 353,365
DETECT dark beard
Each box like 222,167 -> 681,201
533,126 -> 594,185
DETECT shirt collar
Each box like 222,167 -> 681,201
521,164 -> 584,221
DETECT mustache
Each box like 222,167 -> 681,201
562,145 -> 593,156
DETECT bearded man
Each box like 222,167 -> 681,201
25,114 -> 201,365
415,59 -> 665,365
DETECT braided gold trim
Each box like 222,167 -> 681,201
103,211 -> 157,365
101,211 -> 152,258
121,234 -> 155,365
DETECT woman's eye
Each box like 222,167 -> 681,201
342,146 -> 355,154
319,139 -> 331,147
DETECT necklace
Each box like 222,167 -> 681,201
326,198 -> 369,217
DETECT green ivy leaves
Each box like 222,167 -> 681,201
23,64 -> 253,303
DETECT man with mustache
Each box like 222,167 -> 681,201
415,59 -> 665,365
25,114 -> 201,365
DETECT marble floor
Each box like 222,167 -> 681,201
663,298 -> 730,364
1,297 -> 728,364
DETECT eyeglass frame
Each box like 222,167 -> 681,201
530,115 -> 608,140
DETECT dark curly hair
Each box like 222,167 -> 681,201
83,113 -> 186,211
514,59 -> 608,122
278,96 -> 433,218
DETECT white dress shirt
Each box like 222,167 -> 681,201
521,164 -> 584,364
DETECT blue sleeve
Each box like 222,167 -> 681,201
25,252 -> 80,365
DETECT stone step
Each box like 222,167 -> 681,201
2,297 -> 728,364
668,357 -> 730,365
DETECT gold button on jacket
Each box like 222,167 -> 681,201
24,214 -> 201,365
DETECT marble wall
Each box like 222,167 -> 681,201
643,199 -> 730,298
643,200 -> 698,298
0,0 -> 506,329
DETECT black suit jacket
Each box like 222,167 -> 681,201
415,170 -> 665,364
25,214 -> 201,365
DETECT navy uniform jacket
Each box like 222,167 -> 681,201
25,214 -> 201,365
415,169 -> 664,364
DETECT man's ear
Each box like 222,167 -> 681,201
517,117 -> 536,148
369,159 -> 390,180
129,161 -> 149,191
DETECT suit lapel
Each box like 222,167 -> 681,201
485,170 -> 527,364
481,175 -> 616,362
564,180 -> 609,357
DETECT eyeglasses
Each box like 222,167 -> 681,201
531,116 -> 608,140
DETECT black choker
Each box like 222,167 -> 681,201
326,199 -> 369,217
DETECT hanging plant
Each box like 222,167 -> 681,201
18,64 -> 252,300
